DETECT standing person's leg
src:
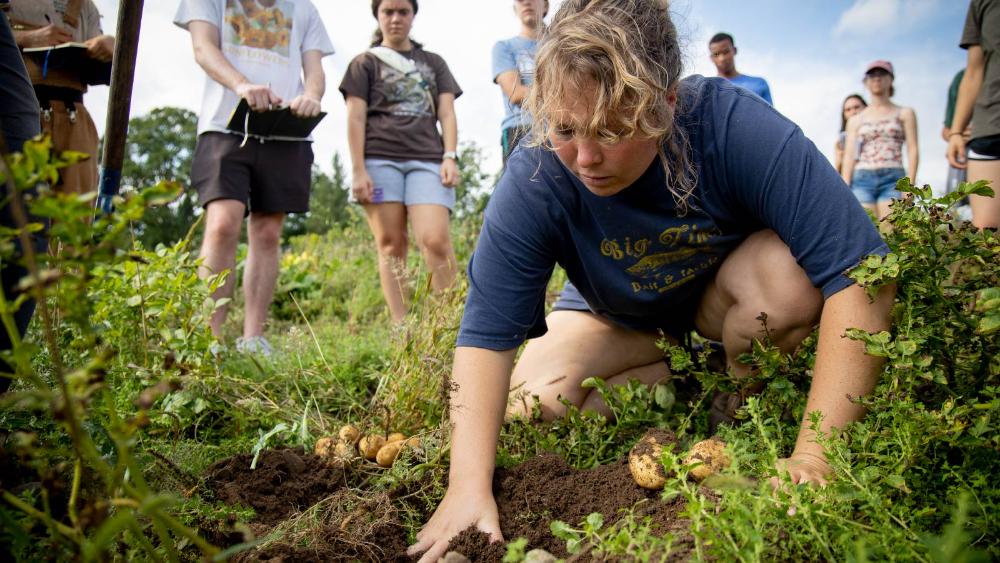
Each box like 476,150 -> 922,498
363,202 -> 409,322
967,159 -> 1000,229
875,167 -> 905,221
190,132 -> 256,338
243,212 -> 285,338
198,200 -> 246,337
404,160 -> 458,291
409,204 -> 456,291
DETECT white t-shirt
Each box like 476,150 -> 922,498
173,0 -> 334,138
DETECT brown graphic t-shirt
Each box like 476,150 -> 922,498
339,47 -> 462,163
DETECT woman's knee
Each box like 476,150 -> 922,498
715,230 -> 823,333
374,231 -> 408,258
416,231 -> 453,259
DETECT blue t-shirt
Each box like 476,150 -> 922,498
492,36 -> 538,131
727,74 -> 772,105
457,75 -> 887,351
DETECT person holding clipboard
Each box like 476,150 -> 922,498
7,0 -> 114,196
174,0 -> 334,356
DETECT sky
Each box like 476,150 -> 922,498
85,0 -> 968,191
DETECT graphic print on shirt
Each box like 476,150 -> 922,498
515,50 -> 535,85
601,223 -> 724,295
380,60 -> 436,118
224,0 -> 294,59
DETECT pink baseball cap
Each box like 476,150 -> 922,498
865,60 -> 894,77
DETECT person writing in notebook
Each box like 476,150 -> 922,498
174,0 -> 334,356
7,0 -> 113,195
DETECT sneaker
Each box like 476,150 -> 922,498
235,336 -> 273,358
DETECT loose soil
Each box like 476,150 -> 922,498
448,453 -> 692,561
205,438 -> 693,562
204,447 -> 345,526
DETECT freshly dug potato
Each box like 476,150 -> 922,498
683,437 -> 731,481
628,428 -> 677,490
314,436 -> 337,457
403,436 -> 421,450
338,424 -> 361,445
358,435 -> 386,460
376,440 -> 403,467
386,432 -> 406,444
333,440 -> 356,460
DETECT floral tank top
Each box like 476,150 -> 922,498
856,109 -> 905,169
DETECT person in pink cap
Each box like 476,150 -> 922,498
841,60 -> 920,221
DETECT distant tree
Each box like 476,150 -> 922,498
282,152 -> 353,240
453,142 -> 496,218
119,107 -> 199,248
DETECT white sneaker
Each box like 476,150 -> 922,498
235,336 -> 273,358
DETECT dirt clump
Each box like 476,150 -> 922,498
446,451 -> 693,560
204,447 -> 344,526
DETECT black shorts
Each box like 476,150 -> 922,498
191,132 -> 313,213
968,134 -> 1000,160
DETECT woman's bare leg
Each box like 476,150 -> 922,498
363,202 -> 409,323
508,310 -> 669,420
967,159 -> 1000,229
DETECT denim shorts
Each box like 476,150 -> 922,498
851,167 -> 905,205
363,158 -> 455,210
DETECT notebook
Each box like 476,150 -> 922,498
22,42 -> 112,86
225,98 -> 326,141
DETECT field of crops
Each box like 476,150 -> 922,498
0,139 -> 998,561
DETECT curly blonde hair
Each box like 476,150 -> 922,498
524,0 -> 697,212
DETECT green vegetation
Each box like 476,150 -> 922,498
0,126 -> 997,561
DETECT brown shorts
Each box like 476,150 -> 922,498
40,100 -> 99,195
190,132 -> 313,213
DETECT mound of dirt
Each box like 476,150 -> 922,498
207,439 -> 692,562
445,453 -> 691,560
204,447 -> 344,526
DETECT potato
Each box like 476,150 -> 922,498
386,432 -> 406,444
333,440 -> 356,460
314,436 -> 336,457
403,436 -> 421,450
376,440 -> 403,467
683,437 -> 731,482
338,424 -> 361,445
358,435 -> 386,461
628,428 -> 677,490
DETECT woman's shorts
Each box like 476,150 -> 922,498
968,134 -> 1000,161
363,158 -> 455,210
851,167 -> 905,205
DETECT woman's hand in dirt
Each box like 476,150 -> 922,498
407,487 -> 502,563
289,94 -> 321,118
351,170 -> 374,203
440,157 -> 459,188
946,134 -> 967,169
770,451 -> 832,490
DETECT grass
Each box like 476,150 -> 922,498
0,152 -> 997,561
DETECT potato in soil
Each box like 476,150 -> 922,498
338,424 -> 361,445
683,437 -> 730,481
628,428 -> 677,490
376,440 -> 403,467
359,435 -> 386,461
314,436 -> 336,457
386,432 -> 406,444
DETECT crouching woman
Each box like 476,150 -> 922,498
409,0 -> 895,560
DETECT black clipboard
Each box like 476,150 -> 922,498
225,98 -> 326,139
22,42 -> 112,86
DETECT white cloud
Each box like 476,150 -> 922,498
834,0 -> 938,38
